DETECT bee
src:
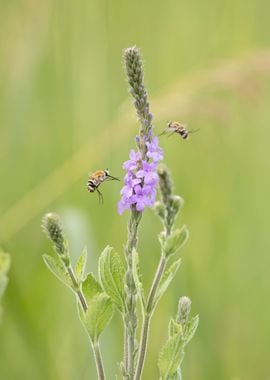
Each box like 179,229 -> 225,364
87,169 -> 119,203
159,121 -> 199,140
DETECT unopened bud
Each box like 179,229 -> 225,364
153,201 -> 165,220
177,296 -> 191,324
42,213 -> 66,256
170,195 -> 184,215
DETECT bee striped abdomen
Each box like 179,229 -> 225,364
87,179 -> 97,192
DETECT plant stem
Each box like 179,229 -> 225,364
124,208 -> 142,378
92,342 -> 105,380
67,266 -> 88,312
134,255 -> 167,380
67,266 -> 106,380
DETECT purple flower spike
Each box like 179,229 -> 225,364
118,135 -> 163,214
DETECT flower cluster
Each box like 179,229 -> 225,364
118,137 -> 163,214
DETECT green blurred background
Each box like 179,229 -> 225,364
1,0 -> 270,379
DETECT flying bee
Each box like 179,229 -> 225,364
87,169 -> 120,203
159,121 -> 199,140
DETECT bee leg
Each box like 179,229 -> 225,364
97,188 -> 103,204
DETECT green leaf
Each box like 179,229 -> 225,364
183,315 -> 199,346
131,249 -> 145,309
158,333 -> 185,379
75,247 -> 87,282
153,259 -> 182,309
162,226 -> 189,257
42,254 -> 73,289
168,318 -> 182,338
83,293 -> 114,342
82,273 -> 102,305
98,246 -> 125,312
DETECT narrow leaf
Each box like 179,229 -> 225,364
83,293 -> 114,342
154,259 -> 182,308
42,254 -> 73,289
98,246 -> 125,311
82,273 -> 102,305
75,247 -> 87,282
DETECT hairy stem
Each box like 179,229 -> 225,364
67,266 -> 106,380
67,266 -> 88,312
134,255 -> 167,380
124,208 -> 142,378
92,342 -> 105,380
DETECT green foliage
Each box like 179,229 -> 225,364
168,318 -> 182,338
159,313 -> 199,379
80,273 -> 114,342
160,226 -> 189,258
75,247 -> 87,283
42,254 -> 73,290
98,246 -> 125,312
82,273 -> 103,304
182,316 -> 199,346
158,333 -> 185,379
82,293 -> 114,342
153,259 -> 182,309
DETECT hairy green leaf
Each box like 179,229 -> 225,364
168,318 -> 182,338
75,247 -> 87,282
82,273 -> 102,305
83,293 -> 114,342
154,259 -> 182,308
98,246 -> 125,311
42,254 -> 73,289
158,333 -> 185,379
131,249 -> 145,309
183,315 -> 199,346
162,226 -> 189,257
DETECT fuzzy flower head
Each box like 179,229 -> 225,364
118,137 -> 163,214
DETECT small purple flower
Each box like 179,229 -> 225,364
118,135 -> 163,214
146,137 -> 163,162
136,161 -> 158,185
123,150 -> 142,171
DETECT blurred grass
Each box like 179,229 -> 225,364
1,0 -> 270,379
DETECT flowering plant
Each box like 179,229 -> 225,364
41,47 -> 198,380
